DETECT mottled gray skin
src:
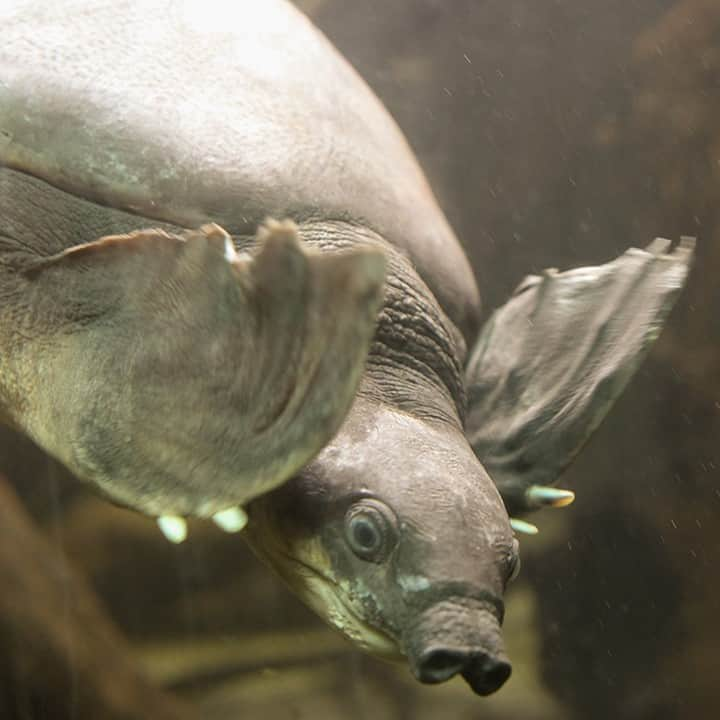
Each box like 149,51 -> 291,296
247,398 -> 516,694
245,226 -> 516,694
0,0 -> 511,696
0,0 -> 692,698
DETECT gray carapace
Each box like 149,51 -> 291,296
0,0 -> 693,696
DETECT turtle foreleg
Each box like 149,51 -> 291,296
1,219 -> 386,536
464,238 -> 694,526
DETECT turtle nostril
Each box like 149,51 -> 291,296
416,648 -> 467,684
415,648 -> 512,693
462,654 -> 512,696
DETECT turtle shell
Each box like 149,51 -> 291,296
0,0 -> 480,338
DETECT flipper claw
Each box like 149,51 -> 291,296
510,518 -> 539,536
203,222 -> 238,262
212,506 -> 248,533
157,515 -> 188,544
526,485 -> 575,508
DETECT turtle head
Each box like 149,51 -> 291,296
245,397 -> 517,696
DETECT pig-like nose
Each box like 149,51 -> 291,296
415,647 -> 511,695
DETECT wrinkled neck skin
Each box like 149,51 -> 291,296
246,221 -> 516,695
286,219 -> 469,424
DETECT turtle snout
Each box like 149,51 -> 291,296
414,646 -> 511,695
404,599 -> 511,696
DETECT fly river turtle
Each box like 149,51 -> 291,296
0,0 -> 693,696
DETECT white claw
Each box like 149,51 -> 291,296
224,235 -> 239,262
157,515 -> 188,544
510,518 -> 539,536
212,506 -> 248,533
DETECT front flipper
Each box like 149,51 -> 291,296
13,219 -> 385,528
465,239 -> 694,522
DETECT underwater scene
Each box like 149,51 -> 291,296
0,0 -> 717,718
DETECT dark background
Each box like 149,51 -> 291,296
1,1 -> 718,718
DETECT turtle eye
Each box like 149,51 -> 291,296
344,500 -> 396,562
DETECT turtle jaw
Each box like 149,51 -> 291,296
299,566 -> 401,659
265,540 -> 401,659
244,526 -> 397,658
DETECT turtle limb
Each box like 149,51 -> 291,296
464,238 -> 694,519
5,219 -> 386,524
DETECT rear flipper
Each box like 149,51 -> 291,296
9,219 -> 385,535
464,238 -> 694,529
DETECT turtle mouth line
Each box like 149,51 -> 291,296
277,549 -> 400,659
